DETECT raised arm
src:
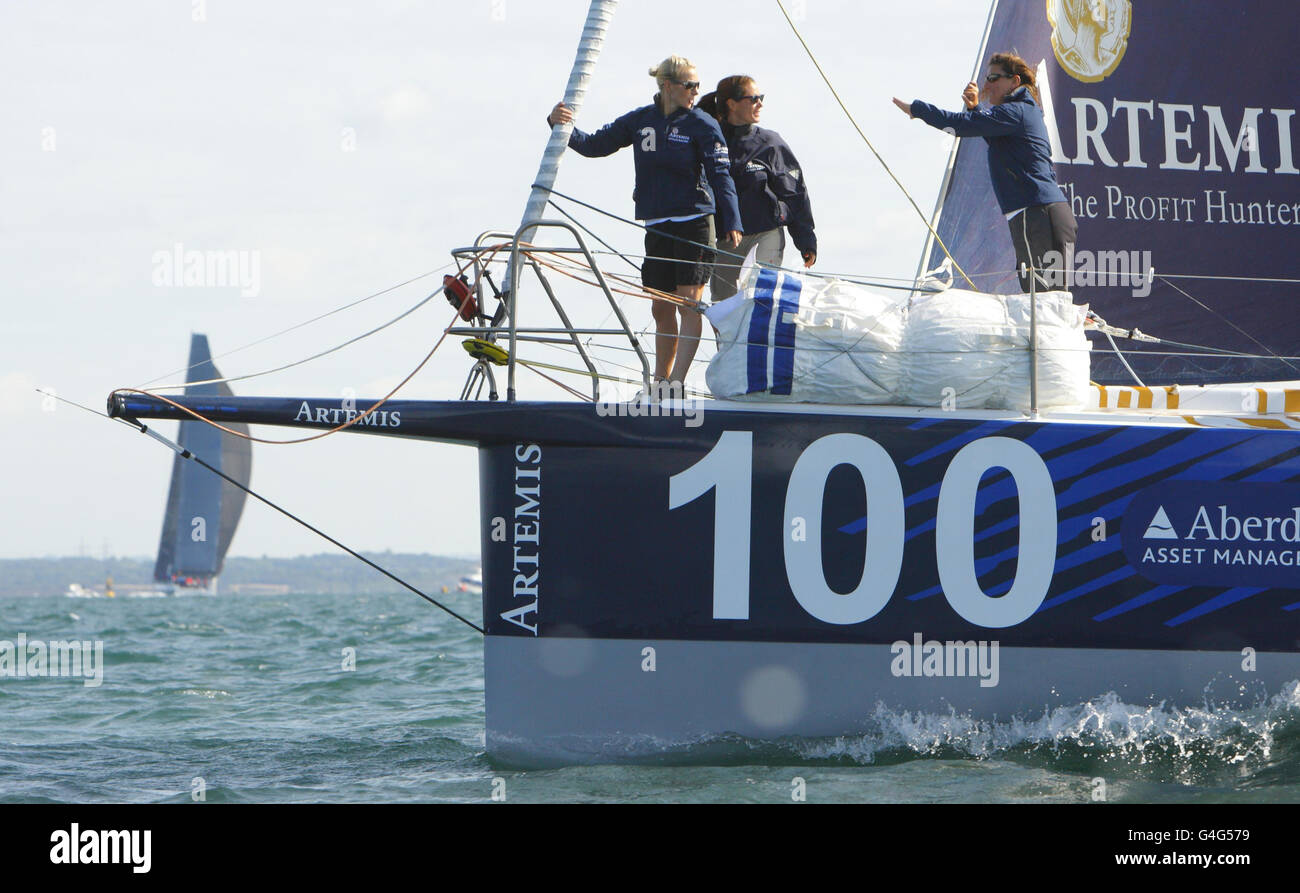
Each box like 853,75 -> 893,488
899,98 -> 1023,138
556,105 -> 638,158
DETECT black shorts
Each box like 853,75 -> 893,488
642,216 -> 716,293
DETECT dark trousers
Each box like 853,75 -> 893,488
1008,202 -> 1077,293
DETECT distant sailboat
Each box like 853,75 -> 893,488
151,334 -> 251,595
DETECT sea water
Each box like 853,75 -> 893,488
1,590 -> 1297,803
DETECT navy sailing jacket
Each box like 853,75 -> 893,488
724,123 -> 816,256
910,87 -> 1066,214
568,102 -> 742,234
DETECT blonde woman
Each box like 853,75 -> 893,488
549,55 -> 743,386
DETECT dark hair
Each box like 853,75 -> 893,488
699,74 -> 756,124
989,52 -> 1040,105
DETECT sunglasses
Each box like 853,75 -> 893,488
673,80 -> 701,90
985,72 -> 1016,83
736,94 -> 765,104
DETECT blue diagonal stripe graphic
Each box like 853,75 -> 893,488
1094,585 -> 1187,621
1165,588 -> 1267,626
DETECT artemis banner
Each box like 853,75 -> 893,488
924,0 -> 1300,384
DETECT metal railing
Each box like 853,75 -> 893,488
447,219 -> 652,403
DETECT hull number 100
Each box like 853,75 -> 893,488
668,432 -> 1057,629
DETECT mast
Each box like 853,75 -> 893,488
511,0 -> 618,262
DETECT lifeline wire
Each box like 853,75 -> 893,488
1155,275 -> 1299,374
546,199 -> 642,273
137,262 -> 457,389
538,187 -> 935,294
524,245 -> 1288,364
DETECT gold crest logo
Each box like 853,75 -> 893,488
1047,0 -> 1132,83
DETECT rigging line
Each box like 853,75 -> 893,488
528,337 -> 712,398
538,191 -> 1300,289
540,188 -> 948,294
537,187 -> 814,282
115,414 -> 484,635
516,360 -> 593,400
545,199 -> 642,273
523,249 -> 697,309
1159,273 -> 1300,285
580,248 -> 1017,284
35,389 -> 111,420
144,289 -> 440,392
543,200 -> 643,336
516,355 -> 713,400
144,246 -> 508,391
1155,275 -> 1299,371
135,261 -> 459,389
113,246 -> 509,445
532,306 -> 1281,359
519,333 -> 718,396
529,347 -> 644,385
575,248 -> 945,292
1103,331 -> 1146,387
773,0 -> 977,290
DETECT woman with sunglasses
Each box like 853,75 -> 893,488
700,75 -> 817,300
893,53 -> 1077,294
547,55 -> 743,388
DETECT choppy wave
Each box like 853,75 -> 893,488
2,589 -> 1297,802
620,684 -> 1300,798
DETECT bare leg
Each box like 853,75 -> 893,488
651,298 -> 677,381
667,283 -> 705,384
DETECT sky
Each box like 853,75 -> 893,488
1,0 -> 991,562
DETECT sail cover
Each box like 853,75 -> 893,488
923,0 -> 1300,384
152,334 -> 251,583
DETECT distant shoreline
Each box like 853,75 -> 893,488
0,553 -> 479,598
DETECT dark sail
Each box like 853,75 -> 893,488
923,0 -> 1300,384
152,334 -> 251,586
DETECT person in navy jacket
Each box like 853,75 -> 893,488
699,75 -> 817,300
894,52 -> 1077,293
548,55 -> 743,387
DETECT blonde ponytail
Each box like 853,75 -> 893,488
648,55 -> 693,88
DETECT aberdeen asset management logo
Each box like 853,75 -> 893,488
1142,506 -> 1177,539
1123,482 -> 1300,589
1047,0 -> 1132,83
